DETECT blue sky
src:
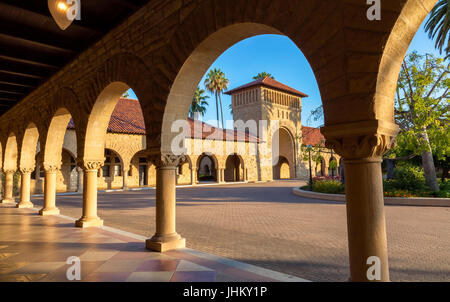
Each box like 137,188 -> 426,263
127,17 -> 444,128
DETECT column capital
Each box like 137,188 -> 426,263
3,169 -> 16,174
148,152 -> 187,168
321,120 -> 399,160
19,167 -> 34,174
43,162 -> 61,173
77,159 -> 105,171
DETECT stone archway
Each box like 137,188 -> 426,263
197,153 -> 218,182
273,156 -> 290,180
224,154 -> 244,182
272,127 -> 295,180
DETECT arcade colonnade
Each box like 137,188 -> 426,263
0,0 -> 436,281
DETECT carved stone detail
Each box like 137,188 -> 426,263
321,120 -> 399,160
43,163 -> 61,173
148,153 -> 187,168
77,159 -> 104,171
3,169 -> 16,174
19,167 -> 34,174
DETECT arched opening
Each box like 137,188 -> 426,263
272,127 -> 295,180
197,153 -> 218,183
60,148 -> 78,192
273,155 -> 290,180
224,154 -> 244,182
177,155 -> 192,185
98,148 -> 123,190
130,150 -> 153,188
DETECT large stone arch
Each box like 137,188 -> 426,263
77,53 -> 155,162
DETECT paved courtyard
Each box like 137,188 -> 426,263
29,180 -> 450,282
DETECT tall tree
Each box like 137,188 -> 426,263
189,87 -> 209,119
253,72 -> 274,80
424,0 -> 450,59
204,68 -> 229,128
393,51 -> 449,191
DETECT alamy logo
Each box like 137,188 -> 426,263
65,0 -> 81,21
366,256 -> 381,281
366,0 -> 381,21
66,256 -> 81,281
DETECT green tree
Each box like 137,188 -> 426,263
122,90 -> 130,98
392,51 -> 449,191
424,0 -> 450,59
253,72 -> 274,80
204,68 -> 229,128
189,87 -> 209,119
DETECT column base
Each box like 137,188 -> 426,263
146,233 -> 186,252
75,217 -> 104,228
39,207 -> 60,216
1,198 -> 15,204
16,202 -> 34,209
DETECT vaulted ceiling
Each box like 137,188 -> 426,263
0,0 -> 150,116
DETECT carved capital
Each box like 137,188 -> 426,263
3,169 -> 16,174
77,159 -> 104,171
321,120 -> 399,160
148,153 -> 187,168
19,167 -> 34,174
42,162 -> 61,173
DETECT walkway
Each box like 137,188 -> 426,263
0,204 -> 305,282
14,180 -> 450,281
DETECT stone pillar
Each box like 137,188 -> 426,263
39,164 -> 60,215
1,169 -> 16,204
122,167 -> 129,190
146,153 -> 186,252
190,167 -> 196,185
75,160 -> 104,228
217,168 -> 224,183
322,120 -> 398,282
17,168 -> 34,208
76,166 -> 83,194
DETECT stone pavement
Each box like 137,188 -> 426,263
0,205 -> 306,282
24,181 -> 450,281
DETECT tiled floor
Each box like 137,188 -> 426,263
0,204 -> 306,282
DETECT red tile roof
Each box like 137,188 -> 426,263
68,98 -> 322,146
225,77 -> 308,98
67,98 -> 259,142
302,126 -> 325,146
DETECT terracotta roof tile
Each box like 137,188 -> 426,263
67,98 -> 259,142
225,77 -> 308,98
301,126 -> 325,146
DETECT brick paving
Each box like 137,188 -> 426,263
31,180 -> 450,282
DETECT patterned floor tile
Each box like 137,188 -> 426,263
170,271 -> 216,282
176,260 -> 214,272
94,259 -> 143,272
126,271 -> 174,282
12,262 -> 66,274
136,259 -> 179,272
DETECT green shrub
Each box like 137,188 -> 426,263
391,164 -> 426,191
312,180 -> 345,194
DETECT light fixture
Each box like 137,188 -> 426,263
48,0 -> 80,31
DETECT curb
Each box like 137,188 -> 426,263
292,188 -> 450,207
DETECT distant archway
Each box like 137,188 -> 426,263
197,153 -> 218,182
224,154 -> 244,182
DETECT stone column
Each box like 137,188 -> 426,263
1,169 -> 16,204
146,153 -> 186,252
76,166 -> 83,194
190,167 -> 196,185
322,120 -> 398,282
17,168 -> 34,208
39,164 -> 60,215
122,167 -> 129,190
75,160 -> 104,228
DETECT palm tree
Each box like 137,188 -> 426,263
253,72 -> 274,80
425,0 -> 449,59
204,68 -> 229,128
189,87 -> 209,119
